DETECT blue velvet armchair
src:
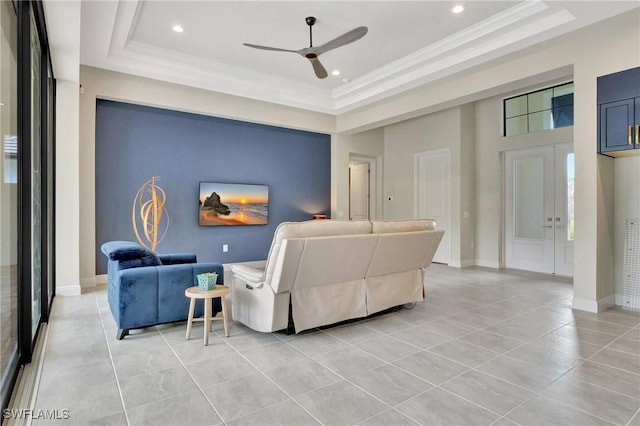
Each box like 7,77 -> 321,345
101,241 -> 223,340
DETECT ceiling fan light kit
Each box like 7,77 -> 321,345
243,16 -> 368,79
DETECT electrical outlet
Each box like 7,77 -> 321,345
222,244 -> 228,253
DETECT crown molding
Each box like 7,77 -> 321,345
79,0 -> 632,115
333,8 -> 576,113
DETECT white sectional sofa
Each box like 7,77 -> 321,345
230,219 -> 444,333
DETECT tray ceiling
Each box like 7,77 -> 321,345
78,1 -> 640,114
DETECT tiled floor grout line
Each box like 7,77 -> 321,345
496,358 -> 631,426
562,334 -> 640,402
393,296 -> 633,425
296,329 -> 438,426
208,327 -> 327,425
300,287 -> 594,424
98,297 -> 218,424
625,408 -> 640,426
93,293 -> 132,426
353,407 -> 414,426
155,328 -> 228,426
479,298 -> 638,424
289,328 -> 405,398
322,301 -> 638,426
492,319 -> 640,426
350,341 -> 504,422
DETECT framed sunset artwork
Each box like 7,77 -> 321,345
198,182 -> 269,226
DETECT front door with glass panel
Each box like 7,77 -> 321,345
504,144 -> 574,276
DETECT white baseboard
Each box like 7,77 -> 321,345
450,259 -> 476,268
56,285 -> 81,296
96,274 -> 107,285
80,276 -> 96,288
598,294 -> 615,311
475,259 -> 500,269
615,293 -> 623,306
572,295 -> 616,313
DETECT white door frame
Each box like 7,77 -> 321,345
349,155 -> 379,220
414,147 -> 451,265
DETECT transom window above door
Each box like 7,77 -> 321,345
504,82 -> 574,136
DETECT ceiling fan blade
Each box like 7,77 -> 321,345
314,26 -> 368,55
243,43 -> 297,53
308,57 -> 328,79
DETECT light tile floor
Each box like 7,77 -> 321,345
33,265 -> 640,425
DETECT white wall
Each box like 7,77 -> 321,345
459,104 -> 476,266
381,104 -> 476,268
383,108 -> 460,220
41,0 -> 82,294
55,80 -> 81,295
78,66 -> 335,284
383,107 -> 469,266
614,157 -> 640,301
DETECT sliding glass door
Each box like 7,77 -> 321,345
1,0 -> 55,411
45,63 -> 54,312
0,0 -> 20,409
30,7 -> 42,339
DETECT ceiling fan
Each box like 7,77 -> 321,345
243,16 -> 368,79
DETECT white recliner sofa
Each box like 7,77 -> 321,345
230,219 -> 444,333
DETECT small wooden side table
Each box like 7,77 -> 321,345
184,285 -> 230,345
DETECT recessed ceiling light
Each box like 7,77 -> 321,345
452,4 -> 465,14
332,70 -> 341,76
172,25 -> 184,33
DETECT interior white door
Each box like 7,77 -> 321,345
504,144 -> 574,276
415,148 -> 451,264
349,162 -> 369,220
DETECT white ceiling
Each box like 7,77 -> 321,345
79,0 -> 639,114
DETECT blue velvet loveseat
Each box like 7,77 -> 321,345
101,241 -> 223,340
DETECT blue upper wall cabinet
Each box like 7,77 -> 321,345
95,100 -> 331,275
598,66 -> 640,156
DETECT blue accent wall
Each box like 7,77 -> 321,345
95,100 -> 331,274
